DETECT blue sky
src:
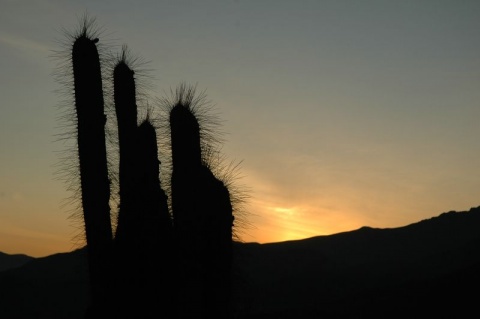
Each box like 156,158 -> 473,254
1,0 -> 480,256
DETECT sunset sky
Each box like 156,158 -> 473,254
1,0 -> 480,257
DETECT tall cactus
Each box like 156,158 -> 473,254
111,51 -> 173,318
112,52 -> 139,246
113,52 -> 172,247
169,91 -> 204,317
59,16 -> 239,319
136,119 -> 172,241
169,86 -> 234,318
71,31 -> 113,316
135,119 -> 174,317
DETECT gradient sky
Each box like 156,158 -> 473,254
1,0 -> 480,257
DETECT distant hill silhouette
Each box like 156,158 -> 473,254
2,207 -> 480,318
0,252 -> 33,272
235,207 -> 480,318
0,249 -> 89,319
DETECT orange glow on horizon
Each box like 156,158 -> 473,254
239,195 -> 369,244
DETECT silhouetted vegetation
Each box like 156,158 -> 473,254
58,15 -> 240,318
71,28 -> 114,318
169,87 -> 234,318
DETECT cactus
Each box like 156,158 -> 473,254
57,15 -> 243,319
168,86 -> 234,318
112,50 -> 139,246
71,27 -> 113,316
113,51 -> 172,248
110,50 -> 174,317
135,119 -> 174,316
135,119 -> 172,241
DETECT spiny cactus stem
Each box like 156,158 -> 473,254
113,61 -> 138,243
72,35 -> 113,311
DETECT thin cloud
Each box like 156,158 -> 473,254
0,219 -> 64,241
0,32 -> 51,55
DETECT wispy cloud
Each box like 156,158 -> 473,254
0,219 -> 63,241
0,32 -> 51,55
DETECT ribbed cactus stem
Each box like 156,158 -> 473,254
136,120 -> 171,228
113,119 -> 173,318
113,59 -> 138,244
137,119 -> 174,317
169,95 -> 234,318
169,101 -> 203,317
72,34 -> 112,314
61,19 -> 240,319
170,104 -> 202,170
197,165 -> 233,318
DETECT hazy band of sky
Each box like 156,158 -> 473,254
0,0 -> 479,256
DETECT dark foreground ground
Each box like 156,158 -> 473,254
2,207 -> 480,318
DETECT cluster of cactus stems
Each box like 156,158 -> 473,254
69,25 -> 234,318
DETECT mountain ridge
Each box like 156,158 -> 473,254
1,207 -> 480,318
232,206 -> 480,317
0,252 -> 34,272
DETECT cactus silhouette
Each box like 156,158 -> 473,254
135,119 -> 174,316
135,118 -> 173,245
58,15 -> 240,319
70,29 -> 114,316
110,51 -> 173,317
112,51 -> 172,248
169,86 -> 234,318
112,51 -> 139,246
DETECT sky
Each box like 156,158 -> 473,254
1,0 -> 480,257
